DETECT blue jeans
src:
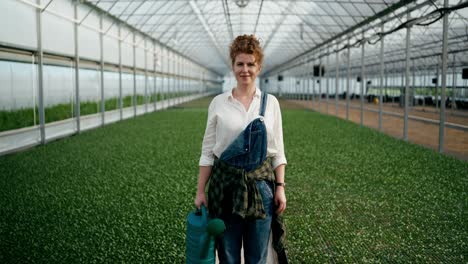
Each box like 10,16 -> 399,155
216,180 -> 274,264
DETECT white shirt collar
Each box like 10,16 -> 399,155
227,87 -> 262,101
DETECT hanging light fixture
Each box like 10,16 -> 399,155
235,0 -> 249,8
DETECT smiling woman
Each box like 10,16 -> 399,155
232,53 -> 260,92
195,35 -> 288,264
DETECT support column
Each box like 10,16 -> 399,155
318,54 -> 322,112
118,24 -> 123,120
346,37 -> 351,120
360,33 -> 365,126
153,41 -> 157,110
144,39 -> 148,113
335,42 -> 339,115
36,0 -> 45,144
403,12 -> 411,141
307,58 -> 311,102
439,0 -> 449,153
177,56 -> 181,105
379,23 -> 385,131
133,33 -> 137,117
451,53 -> 456,111
412,59 -> 416,107
312,58 -> 316,108
326,46 -> 330,114
74,2 -> 81,133
435,58 -> 440,110
99,13 -> 105,125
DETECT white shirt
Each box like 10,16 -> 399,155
199,88 -> 287,170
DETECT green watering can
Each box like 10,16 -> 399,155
186,205 -> 225,264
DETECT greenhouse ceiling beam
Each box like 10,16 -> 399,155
263,0 -> 422,76
339,47 -> 468,76
118,12 -> 367,18
144,1 -> 180,38
312,1 -> 348,33
365,36 -> 468,61
296,15 -> 327,43
116,0 -> 136,21
332,44 -> 468,76
81,1 -> 224,77
188,0 -> 230,69
145,22 -> 354,27
263,1 -> 297,52
158,13 -> 198,44
222,0 -> 234,40
133,0 -> 160,29
253,0 -> 264,35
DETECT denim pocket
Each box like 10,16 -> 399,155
256,180 -> 273,200
257,180 -> 274,216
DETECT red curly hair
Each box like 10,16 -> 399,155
229,35 -> 264,67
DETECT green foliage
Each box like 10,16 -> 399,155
136,95 -> 146,105
44,103 -> 74,123
282,110 -> 467,263
105,97 -> 119,111
80,101 -> 100,116
122,95 -> 133,108
0,97 -> 466,262
0,107 -> 38,132
0,93 -> 200,132
149,93 -> 159,103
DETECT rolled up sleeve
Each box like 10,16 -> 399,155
199,99 -> 217,166
271,97 -> 287,170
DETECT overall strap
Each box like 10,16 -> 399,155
259,92 -> 268,117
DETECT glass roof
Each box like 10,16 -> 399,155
86,0 -> 468,77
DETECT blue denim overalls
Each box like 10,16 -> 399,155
215,92 -> 274,264
218,91 -> 268,171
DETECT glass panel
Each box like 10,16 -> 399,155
0,60 -> 38,132
156,76 -> 163,105
79,67 -> 101,130
121,72 -> 134,119
147,76 -> 155,112
43,63 -> 76,140
136,74 -> 146,115
0,59 -> 40,154
104,70 -> 120,124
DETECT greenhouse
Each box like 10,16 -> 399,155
0,0 -> 467,263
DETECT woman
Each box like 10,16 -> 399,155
195,35 -> 287,264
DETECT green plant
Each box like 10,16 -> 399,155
0,97 -> 466,263
0,107 -> 38,132
80,101 -> 100,116
105,97 -> 119,111
122,95 -> 133,108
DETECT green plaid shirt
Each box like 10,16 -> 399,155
207,157 -> 287,257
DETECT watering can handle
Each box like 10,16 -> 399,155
200,204 -> 208,225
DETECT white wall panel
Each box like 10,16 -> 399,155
155,45 -> 162,72
78,6 -> 100,61
0,0 -> 37,50
42,0 -> 74,56
121,27 -> 133,67
0,60 -> 36,110
103,18 -> 119,64
135,34 -> 145,69
146,40 -> 154,70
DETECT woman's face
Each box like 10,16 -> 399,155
232,53 -> 261,87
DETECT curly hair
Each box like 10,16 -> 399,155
229,35 -> 263,67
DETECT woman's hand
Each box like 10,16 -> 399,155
194,191 -> 208,209
274,187 -> 286,215
195,166 -> 212,209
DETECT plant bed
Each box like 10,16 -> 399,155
0,99 -> 466,263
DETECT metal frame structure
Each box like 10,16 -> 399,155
0,0 -> 467,156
